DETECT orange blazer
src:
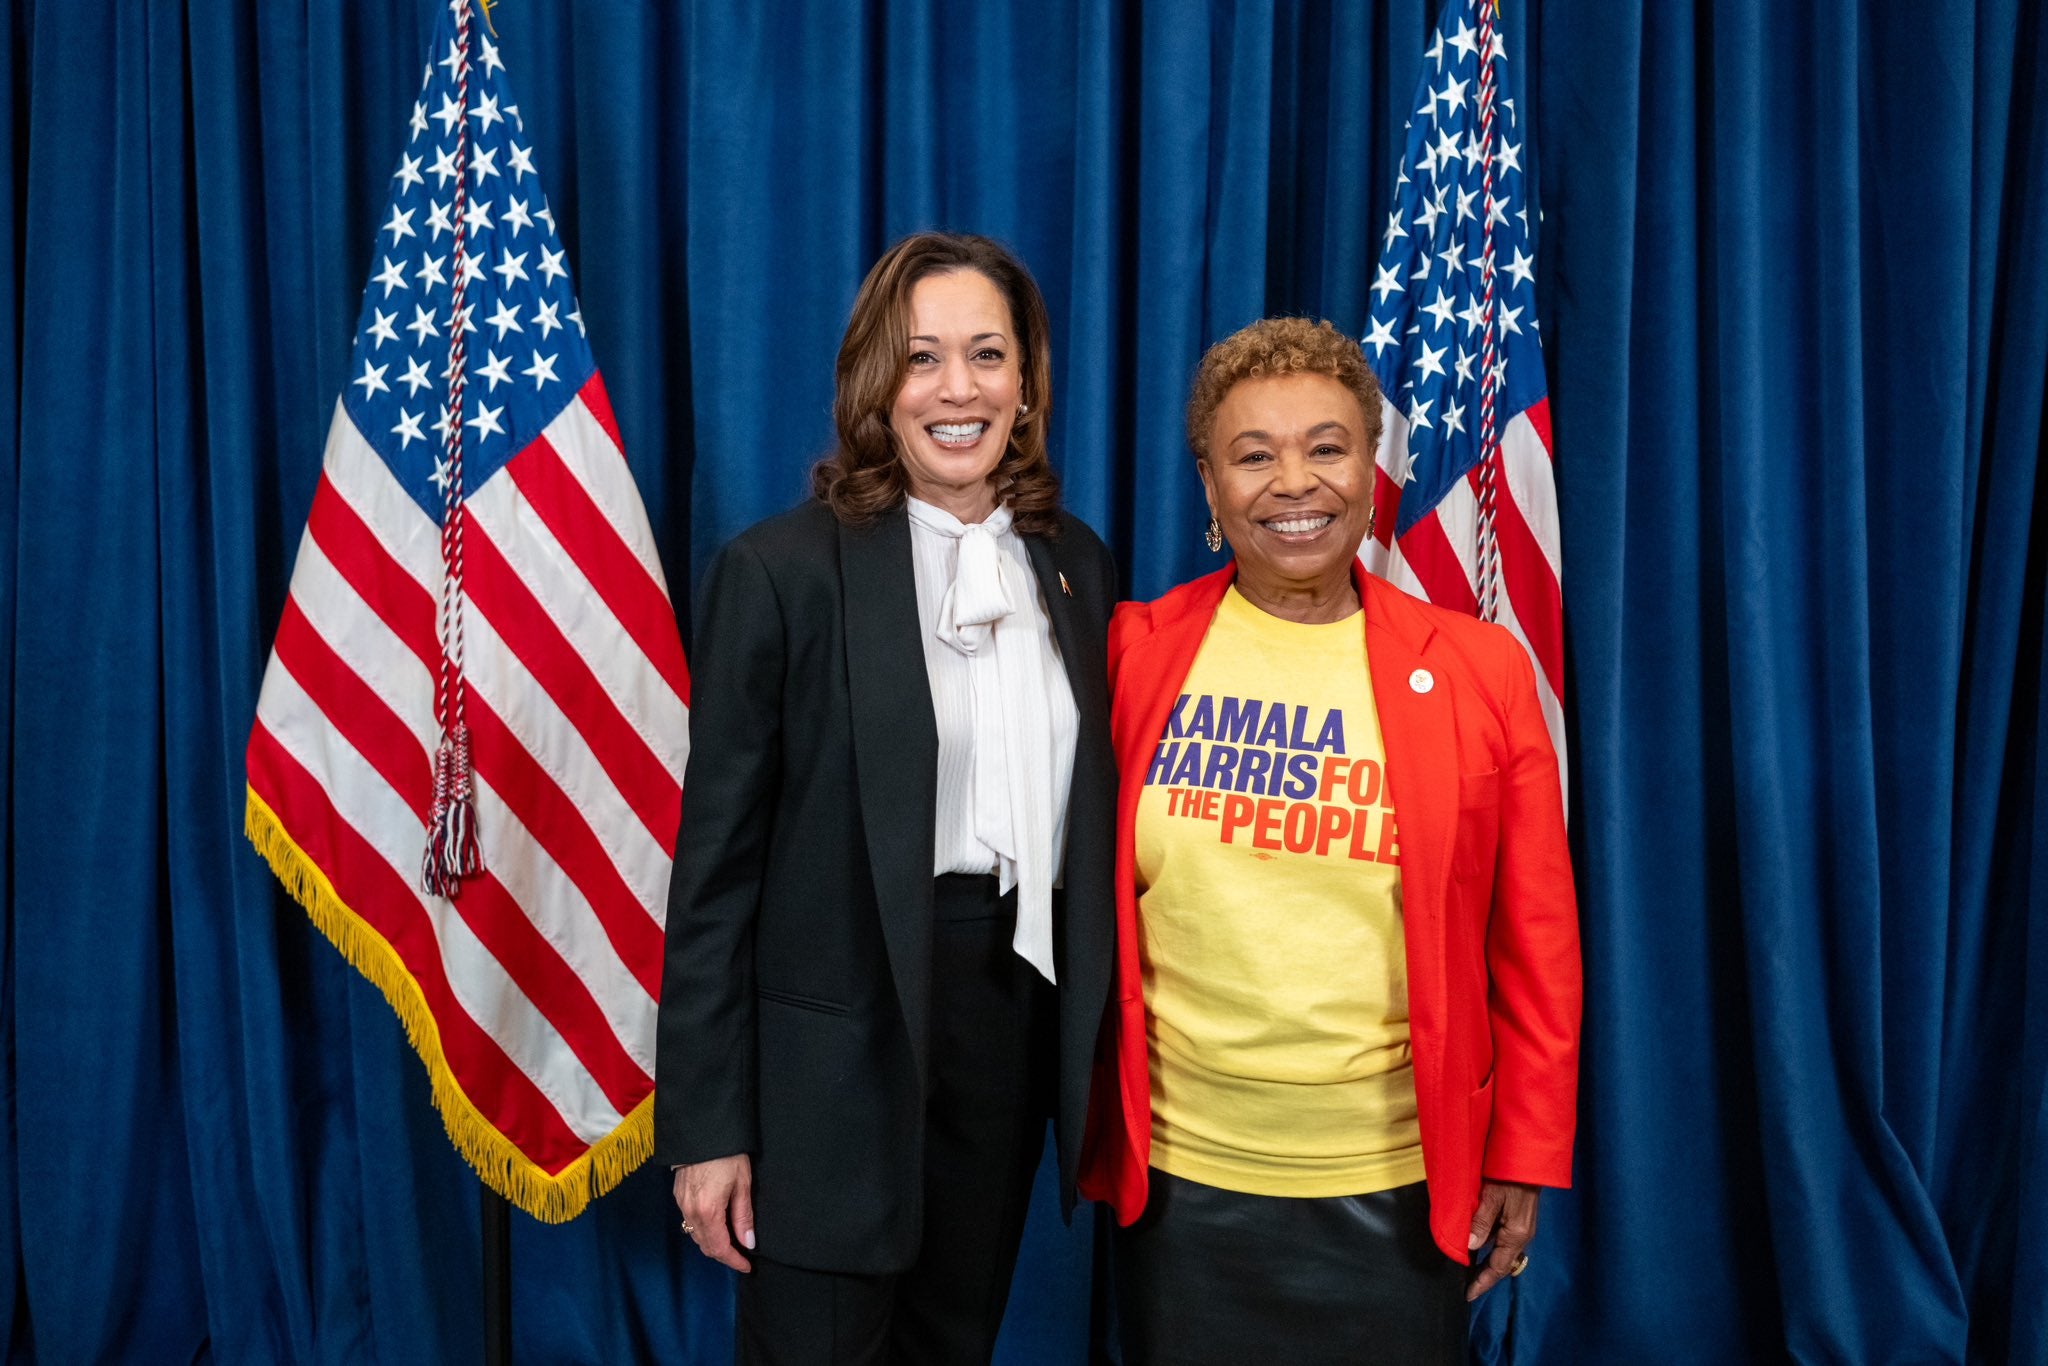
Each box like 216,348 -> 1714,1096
1078,563 -> 1583,1261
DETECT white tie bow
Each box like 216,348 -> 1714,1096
907,500 -> 1060,983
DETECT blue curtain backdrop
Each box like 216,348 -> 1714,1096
3,1 -> 2045,1362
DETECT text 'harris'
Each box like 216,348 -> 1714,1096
1149,694 -> 1400,864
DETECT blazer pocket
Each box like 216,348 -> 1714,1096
1453,767 -> 1502,883
1468,1073 -> 1496,1173
756,984 -> 852,1017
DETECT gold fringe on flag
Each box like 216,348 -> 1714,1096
245,787 -> 654,1222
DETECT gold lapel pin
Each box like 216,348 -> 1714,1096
1058,571 -> 1073,598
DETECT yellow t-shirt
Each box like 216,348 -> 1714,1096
1135,587 -> 1425,1197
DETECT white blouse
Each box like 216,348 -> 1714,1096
905,498 -> 1078,983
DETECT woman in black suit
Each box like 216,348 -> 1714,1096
655,232 -> 1118,1365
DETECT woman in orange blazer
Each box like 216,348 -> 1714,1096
1079,318 -> 1581,1364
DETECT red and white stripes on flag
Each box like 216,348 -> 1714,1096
1366,400 -> 1567,794
1357,0 -> 1568,800
246,0 -> 685,1220
248,377 -> 683,1219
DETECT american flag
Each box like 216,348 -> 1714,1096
1360,0 -> 1567,793
243,0 -> 687,1220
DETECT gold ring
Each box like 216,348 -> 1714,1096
1509,1253 -> 1530,1277
681,1221 -> 695,1235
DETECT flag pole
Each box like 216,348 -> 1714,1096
422,0 -> 484,899
483,1189 -> 513,1366
432,4 -> 511,1361
1472,0 -> 1506,624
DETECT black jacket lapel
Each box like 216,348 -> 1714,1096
1025,532 -> 1117,1203
838,505 -> 938,1082
1024,535 -> 1109,770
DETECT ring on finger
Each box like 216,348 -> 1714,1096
681,1221 -> 695,1235
1509,1252 -> 1530,1277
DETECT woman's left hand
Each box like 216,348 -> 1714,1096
1465,1180 -> 1542,1301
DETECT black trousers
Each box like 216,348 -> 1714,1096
1112,1171 -> 1468,1366
737,876 -> 1056,1366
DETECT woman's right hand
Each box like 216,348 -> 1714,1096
673,1154 -> 756,1272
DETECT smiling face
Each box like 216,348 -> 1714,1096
1200,372 -> 1377,616
887,269 -> 1023,522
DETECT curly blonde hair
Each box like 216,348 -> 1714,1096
1185,317 -> 1384,461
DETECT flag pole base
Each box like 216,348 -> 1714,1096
483,1187 -> 512,1366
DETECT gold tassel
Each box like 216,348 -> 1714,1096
245,787 -> 653,1222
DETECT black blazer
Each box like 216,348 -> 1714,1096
653,498 -> 1118,1275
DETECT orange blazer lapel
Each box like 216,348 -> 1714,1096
1360,569 -> 1455,1112
1109,569 -> 1235,797
1091,568 -> 1235,1192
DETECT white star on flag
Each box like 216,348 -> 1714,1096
391,408 -> 424,448
487,299 -> 522,339
465,402 -> 504,439
522,351 -> 559,389
352,359 -> 390,398
1422,288 -> 1457,331
476,350 -> 512,391
1415,341 -> 1448,383
1356,0 -> 1569,809
406,304 -> 440,345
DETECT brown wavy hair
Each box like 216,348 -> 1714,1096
812,232 -> 1062,536
1185,317 -> 1384,461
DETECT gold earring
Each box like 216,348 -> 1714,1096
1368,507 -> 1378,540
1204,517 -> 1223,553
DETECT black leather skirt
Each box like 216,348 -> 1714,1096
1111,1170 -> 1467,1366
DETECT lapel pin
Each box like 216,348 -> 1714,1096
1058,571 -> 1073,598
1409,668 -> 1434,694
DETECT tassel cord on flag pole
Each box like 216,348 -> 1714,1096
425,12 -> 515,1358
244,0 -> 682,1232
1356,0 -> 1570,806
424,0 -> 484,898
1472,0 -> 1505,624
